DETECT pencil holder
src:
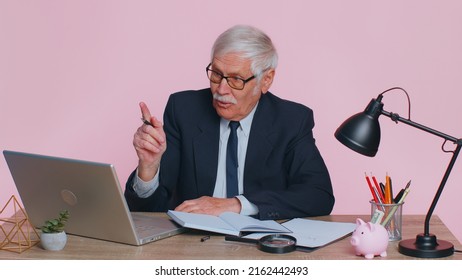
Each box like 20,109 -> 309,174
370,200 -> 404,241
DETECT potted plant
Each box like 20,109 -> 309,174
40,210 -> 70,251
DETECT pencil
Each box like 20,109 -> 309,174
365,173 -> 380,203
385,174 -> 393,204
394,180 -> 411,202
381,185 -> 411,227
372,175 -> 385,202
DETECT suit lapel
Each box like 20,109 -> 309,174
244,94 -> 277,183
193,116 -> 220,196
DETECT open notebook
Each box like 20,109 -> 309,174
3,150 -> 185,246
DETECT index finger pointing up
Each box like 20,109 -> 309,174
139,102 -> 152,123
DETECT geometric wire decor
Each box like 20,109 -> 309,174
0,195 -> 40,253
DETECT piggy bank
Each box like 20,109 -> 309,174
350,218 -> 388,259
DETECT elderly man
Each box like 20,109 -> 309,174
124,25 -> 334,220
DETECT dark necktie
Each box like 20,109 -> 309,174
226,121 -> 240,198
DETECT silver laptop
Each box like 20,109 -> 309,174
3,150 -> 186,246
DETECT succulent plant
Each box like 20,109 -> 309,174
41,210 -> 70,233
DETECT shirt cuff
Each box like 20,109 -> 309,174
236,195 -> 259,216
133,168 -> 159,198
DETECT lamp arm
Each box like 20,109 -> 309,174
381,109 -> 459,143
381,109 -> 462,236
424,144 -> 461,235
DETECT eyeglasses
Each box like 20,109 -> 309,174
206,63 -> 255,90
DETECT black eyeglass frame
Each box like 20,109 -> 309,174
205,63 -> 256,90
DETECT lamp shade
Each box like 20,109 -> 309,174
334,98 -> 384,157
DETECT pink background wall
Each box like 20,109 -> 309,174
2,1 -> 461,243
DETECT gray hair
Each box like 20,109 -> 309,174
211,25 -> 278,80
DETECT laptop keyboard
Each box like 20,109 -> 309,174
130,213 -> 183,239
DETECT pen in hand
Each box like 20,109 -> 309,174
141,118 -> 154,127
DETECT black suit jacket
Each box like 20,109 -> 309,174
125,88 -> 334,220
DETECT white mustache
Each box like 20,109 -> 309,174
213,93 -> 237,105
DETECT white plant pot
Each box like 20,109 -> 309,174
40,231 -> 67,251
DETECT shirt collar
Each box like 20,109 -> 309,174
219,102 -> 258,138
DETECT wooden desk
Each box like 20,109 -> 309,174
1,215 -> 461,260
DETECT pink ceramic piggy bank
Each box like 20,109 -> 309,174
350,218 -> 388,259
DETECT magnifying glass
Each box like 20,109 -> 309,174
257,234 -> 297,254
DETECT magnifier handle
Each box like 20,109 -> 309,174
224,235 -> 258,244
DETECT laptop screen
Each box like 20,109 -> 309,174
3,150 -> 183,245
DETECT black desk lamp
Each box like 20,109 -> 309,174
335,87 -> 462,258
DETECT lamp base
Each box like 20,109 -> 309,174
398,233 -> 454,258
